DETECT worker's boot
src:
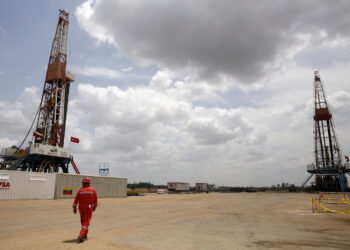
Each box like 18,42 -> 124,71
77,235 -> 85,243
84,233 -> 88,240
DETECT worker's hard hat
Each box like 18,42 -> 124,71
82,177 -> 90,184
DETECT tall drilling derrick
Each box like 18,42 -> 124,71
36,10 -> 69,147
303,71 -> 350,191
0,10 -> 80,174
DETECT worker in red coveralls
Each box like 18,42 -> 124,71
73,177 -> 98,242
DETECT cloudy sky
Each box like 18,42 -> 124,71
1,0 -> 350,186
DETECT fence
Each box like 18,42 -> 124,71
312,193 -> 350,214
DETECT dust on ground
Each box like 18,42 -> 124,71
1,193 -> 349,250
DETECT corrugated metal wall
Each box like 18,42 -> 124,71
0,170 -> 56,200
54,174 -> 127,199
168,182 -> 190,191
175,183 -> 190,191
195,183 -> 208,191
0,171 -> 127,200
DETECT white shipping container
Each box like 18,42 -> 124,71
195,183 -> 208,192
54,174 -> 127,199
167,182 -> 190,192
0,170 -> 56,200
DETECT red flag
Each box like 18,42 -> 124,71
71,137 -> 80,143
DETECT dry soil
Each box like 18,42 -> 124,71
1,192 -> 350,250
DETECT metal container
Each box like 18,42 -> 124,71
195,183 -> 208,192
54,174 -> 127,199
0,170 -> 56,200
167,182 -> 190,192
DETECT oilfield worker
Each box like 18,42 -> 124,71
73,177 -> 98,242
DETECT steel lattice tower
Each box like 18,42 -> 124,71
35,10 -> 70,147
303,71 -> 349,191
313,71 -> 342,170
0,10 -> 80,174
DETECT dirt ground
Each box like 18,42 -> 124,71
1,192 -> 350,250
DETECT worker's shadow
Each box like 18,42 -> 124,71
62,239 -> 78,244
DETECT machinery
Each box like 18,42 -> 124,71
302,71 -> 350,191
0,10 -> 80,174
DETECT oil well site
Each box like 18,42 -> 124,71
1,3 -> 350,250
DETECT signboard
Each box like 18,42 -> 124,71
0,182 -> 10,190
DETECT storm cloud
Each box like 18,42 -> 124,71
76,0 -> 350,83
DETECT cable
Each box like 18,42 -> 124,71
16,105 -> 40,151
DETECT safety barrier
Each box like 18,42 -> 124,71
312,193 -> 350,214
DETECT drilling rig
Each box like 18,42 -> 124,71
302,71 -> 350,191
0,10 -> 80,174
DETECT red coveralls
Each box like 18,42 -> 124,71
73,186 -> 98,238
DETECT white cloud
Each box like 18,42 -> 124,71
294,36 -> 350,68
0,87 -> 39,137
59,76 -> 272,182
0,87 -> 40,152
62,75 -> 294,185
2,66 -> 350,186
186,108 -> 250,145
75,0 -> 350,83
149,70 -> 173,90
0,137 -> 17,149
121,66 -> 134,73
72,65 -> 122,79
329,91 -> 350,112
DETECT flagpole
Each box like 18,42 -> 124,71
69,136 -> 72,153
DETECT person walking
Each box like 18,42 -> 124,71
73,177 -> 98,242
